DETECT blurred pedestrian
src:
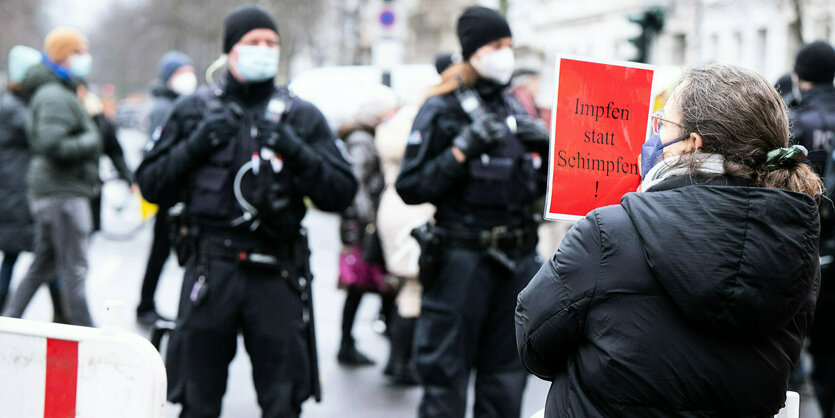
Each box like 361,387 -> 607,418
76,80 -> 133,232
375,102 -> 431,385
136,50 -> 196,326
0,45 -> 68,322
517,63 -> 821,417
395,6 -> 549,417
135,5 -> 357,416
3,27 -> 102,327
148,51 -> 196,134
433,52 -> 459,75
508,67 -> 549,126
336,86 -> 399,366
375,55 -> 447,385
789,40 -> 835,418
775,72 -> 801,111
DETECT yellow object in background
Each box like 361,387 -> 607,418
140,195 -> 158,220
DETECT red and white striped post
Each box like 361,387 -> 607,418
0,317 -> 166,417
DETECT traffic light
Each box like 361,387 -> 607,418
627,7 -> 665,63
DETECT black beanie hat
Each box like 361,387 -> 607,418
794,40 -> 835,84
457,6 -> 512,59
223,5 -> 279,53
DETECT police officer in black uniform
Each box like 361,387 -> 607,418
135,6 -> 357,417
790,40 -> 835,418
395,7 -> 549,417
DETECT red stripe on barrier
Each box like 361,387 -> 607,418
45,338 -> 78,418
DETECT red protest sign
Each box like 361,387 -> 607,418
544,57 -> 655,221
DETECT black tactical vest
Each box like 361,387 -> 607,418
186,86 -> 296,234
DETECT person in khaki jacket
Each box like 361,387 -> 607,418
3,27 -> 101,327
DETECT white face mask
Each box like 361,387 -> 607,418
169,72 -> 198,96
470,47 -> 515,85
233,45 -> 279,82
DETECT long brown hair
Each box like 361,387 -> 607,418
672,63 -> 822,198
426,62 -> 480,98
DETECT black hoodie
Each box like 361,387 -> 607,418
516,176 -> 820,417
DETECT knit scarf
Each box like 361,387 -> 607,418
641,153 -> 725,191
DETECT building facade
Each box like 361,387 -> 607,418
508,0 -> 835,106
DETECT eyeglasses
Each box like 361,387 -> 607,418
651,111 -> 684,135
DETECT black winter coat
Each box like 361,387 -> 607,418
0,92 -> 34,253
516,176 -> 820,417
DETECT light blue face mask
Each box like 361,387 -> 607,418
233,46 -> 279,82
69,53 -> 92,78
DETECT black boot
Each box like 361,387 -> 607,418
338,338 -> 375,366
385,312 -> 418,385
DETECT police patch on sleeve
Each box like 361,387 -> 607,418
407,130 -> 423,145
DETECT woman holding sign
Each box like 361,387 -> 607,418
516,63 -> 821,417
395,6 -> 550,418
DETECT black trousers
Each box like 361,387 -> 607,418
138,210 -> 172,313
415,247 -> 538,418
168,253 -> 311,418
811,265 -> 835,418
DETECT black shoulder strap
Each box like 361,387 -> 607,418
194,85 -> 225,118
266,87 -> 293,122
453,84 -> 486,122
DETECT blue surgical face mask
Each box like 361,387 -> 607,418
69,53 -> 92,78
640,133 -> 689,179
233,46 -> 279,82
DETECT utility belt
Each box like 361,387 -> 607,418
411,223 -> 537,283
440,225 -> 537,254
195,234 -> 296,268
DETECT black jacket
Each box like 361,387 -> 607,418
790,84 -> 835,175
395,80 -> 547,230
0,92 -> 34,252
790,84 -> 835,245
135,74 -> 356,239
147,85 -> 178,135
516,177 -> 820,417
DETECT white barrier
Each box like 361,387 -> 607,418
529,391 -> 800,418
775,391 -> 800,418
0,317 -> 166,417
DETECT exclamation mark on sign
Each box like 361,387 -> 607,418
595,181 -> 599,198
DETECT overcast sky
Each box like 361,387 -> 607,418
44,0 -> 115,31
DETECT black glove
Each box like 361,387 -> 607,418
452,113 -> 507,159
514,115 -> 550,153
185,115 -> 236,161
258,119 -> 306,160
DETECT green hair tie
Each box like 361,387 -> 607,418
766,145 -> 808,169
